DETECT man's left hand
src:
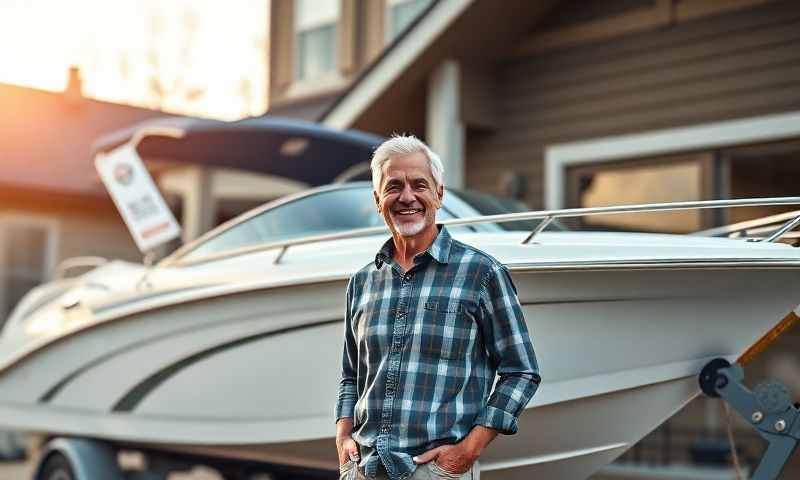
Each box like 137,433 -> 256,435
413,442 -> 477,475
413,425 -> 498,474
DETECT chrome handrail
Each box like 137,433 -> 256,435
764,214 -> 800,243
693,209 -> 800,237
452,197 -> 800,231
165,196 -> 800,268
436,196 -> 800,245
522,216 -> 553,244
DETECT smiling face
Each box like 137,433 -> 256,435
373,151 -> 444,238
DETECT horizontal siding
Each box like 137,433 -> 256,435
506,23 -> 800,112
539,0 -> 654,32
515,0 -> 800,73
467,0 -> 800,208
504,76 -> 800,144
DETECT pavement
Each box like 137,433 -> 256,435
0,460 -> 226,479
0,461 -> 30,479
0,430 -> 237,479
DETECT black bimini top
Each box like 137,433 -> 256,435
92,116 -> 384,187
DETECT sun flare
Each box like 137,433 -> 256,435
0,0 -> 268,120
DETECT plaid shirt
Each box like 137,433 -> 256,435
336,227 -> 540,480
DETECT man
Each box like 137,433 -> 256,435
335,135 -> 540,480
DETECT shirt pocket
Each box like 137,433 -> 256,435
420,300 -> 475,361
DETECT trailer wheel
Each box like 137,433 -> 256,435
35,438 -> 124,480
38,452 -> 76,480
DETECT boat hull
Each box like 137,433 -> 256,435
0,265 -> 797,479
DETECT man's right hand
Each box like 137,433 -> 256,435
337,435 -> 360,466
336,418 -> 360,466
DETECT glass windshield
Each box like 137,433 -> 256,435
449,188 -> 564,232
180,186 -> 458,261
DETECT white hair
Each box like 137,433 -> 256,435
370,134 -> 445,192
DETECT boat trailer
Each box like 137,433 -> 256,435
700,358 -> 800,479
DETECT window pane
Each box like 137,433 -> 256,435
1,225 -> 47,319
727,140 -> 800,224
569,156 -> 704,233
295,23 -> 337,81
6,226 -> 46,274
294,0 -> 338,81
3,275 -> 41,319
295,0 -> 339,30
386,0 -> 432,42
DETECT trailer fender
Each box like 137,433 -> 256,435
34,437 -> 122,480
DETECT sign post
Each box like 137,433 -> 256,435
95,144 -> 181,254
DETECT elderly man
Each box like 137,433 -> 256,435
335,135 -> 540,480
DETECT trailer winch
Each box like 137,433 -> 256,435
700,358 -> 800,479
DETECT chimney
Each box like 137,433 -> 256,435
64,66 -> 84,104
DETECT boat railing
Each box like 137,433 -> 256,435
267,196 -> 800,265
692,209 -> 800,240
448,196 -> 800,245
165,196 -> 800,267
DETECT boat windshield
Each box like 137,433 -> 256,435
174,185 -> 560,263
449,188 -> 566,232
178,186 -> 461,262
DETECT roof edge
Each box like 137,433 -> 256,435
320,0 -> 475,129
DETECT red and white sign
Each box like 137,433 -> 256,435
95,144 -> 181,253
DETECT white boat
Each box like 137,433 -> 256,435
1,120 -> 799,479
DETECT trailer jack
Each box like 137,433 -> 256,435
700,358 -> 800,479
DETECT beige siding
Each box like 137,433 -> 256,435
467,0 -> 800,208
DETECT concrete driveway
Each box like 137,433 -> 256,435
0,461 -> 227,479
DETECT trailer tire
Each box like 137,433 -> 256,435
38,452 -> 76,480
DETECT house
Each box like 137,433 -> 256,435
0,69 -> 169,321
267,0 -> 800,477
267,0 -> 436,120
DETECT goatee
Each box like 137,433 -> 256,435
394,219 -> 426,237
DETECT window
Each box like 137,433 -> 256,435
564,139 -> 800,234
294,0 -> 339,82
724,140 -> 800,225
0,217 -> 57,324
385,0 -> 432,43
547,112 -> 800,234
566,154 -> 708,233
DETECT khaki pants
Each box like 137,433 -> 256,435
339,460 -> 480,480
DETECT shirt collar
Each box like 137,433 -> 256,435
374,225 -> 452,269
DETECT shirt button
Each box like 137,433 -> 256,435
404,274 -> 411,281
381,425 -> 390,433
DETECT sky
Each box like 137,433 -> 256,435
0,0 -> 268,120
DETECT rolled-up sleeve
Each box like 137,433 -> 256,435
473,263 -> 540,435
335,277 -> 358,421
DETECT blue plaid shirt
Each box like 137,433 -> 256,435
336,226 -> 540,480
